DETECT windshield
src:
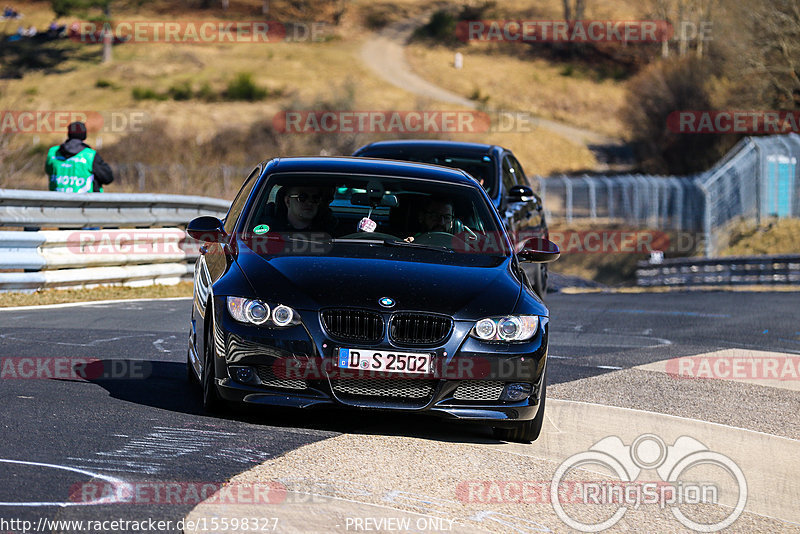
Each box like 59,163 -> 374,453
356,151 -> 497,197
243,172 -> 509,256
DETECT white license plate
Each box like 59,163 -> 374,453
337,348 -> 433,374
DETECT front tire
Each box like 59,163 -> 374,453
494,371 -> 547,443
532,264 -> 548,298
187,347 -> 199,385
202,315 -> 224,413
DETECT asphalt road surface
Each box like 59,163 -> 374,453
0,291 -> 798,533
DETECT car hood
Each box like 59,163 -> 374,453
235,251 -> 529,319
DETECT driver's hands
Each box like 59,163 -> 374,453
404,236 -> 415,242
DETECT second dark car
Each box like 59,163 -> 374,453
353,140 -> 550,296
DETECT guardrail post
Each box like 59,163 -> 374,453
136,162 -> 146,192
223,165 -> 231,195
583,176 -> 597,220
564,178 -> 573,224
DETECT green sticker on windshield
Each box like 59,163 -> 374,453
253,224 -> 270,234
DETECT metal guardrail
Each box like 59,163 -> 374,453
0,189 -> 230,229
0,189 -> 230,292
636,255 -> 800,287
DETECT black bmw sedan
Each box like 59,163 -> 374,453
186,157 -> 559,442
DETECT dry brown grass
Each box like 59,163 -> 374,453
405,45 -> 628,139
547,220 -> 704,286
2,0 -> 639,193
719,218 -> 800,256
0,281 -> 192,307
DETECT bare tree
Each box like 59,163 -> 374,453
562,0 -> 586,21
734,0 -> 800,109
648,0 -> 718,59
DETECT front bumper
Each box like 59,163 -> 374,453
210,305 -> 548,423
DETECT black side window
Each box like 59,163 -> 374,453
502,156 -> 516,193
223,167 -> 260,234
509,156 -> 527,186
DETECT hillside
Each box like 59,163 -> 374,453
1,0 -> 645,196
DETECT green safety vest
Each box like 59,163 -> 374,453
46,145 -> 100,193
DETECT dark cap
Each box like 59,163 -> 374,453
67,121 -> 87,140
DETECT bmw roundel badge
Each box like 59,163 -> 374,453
379,297 -> 395,308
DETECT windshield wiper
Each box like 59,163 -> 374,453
382,239 -> 453,253
330,238 -> 384,245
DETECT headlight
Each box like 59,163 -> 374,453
245,300 -> 270,325
226,297 -> 299,327
470,315 -> 539,342
271,304 -> 294,327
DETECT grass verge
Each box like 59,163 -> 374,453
0,282 -> 193,307
719,218 -> 800,256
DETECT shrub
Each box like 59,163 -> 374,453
132,87 -> 167,101
622,57 -> 730,174
224,73 -> 268,102
415,9 -> 456,41
167,81 -> 193,101
468,87 -> 490,106
195,82 -> 217,102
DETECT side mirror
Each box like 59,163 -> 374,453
187,216 -> 226,243
507,184 -> 534,203
518,237 -> 560,263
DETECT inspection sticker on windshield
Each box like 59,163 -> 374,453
253,224 -> 270,234
337,348 -> 432,374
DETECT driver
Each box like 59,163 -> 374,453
405,196 -> 454,242
418,196 -> 454,233
265,185 -> 337,232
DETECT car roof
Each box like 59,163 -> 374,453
354,139 -> 502,156
264,156 -> 479,186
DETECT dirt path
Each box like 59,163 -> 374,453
359,15 -> 621,150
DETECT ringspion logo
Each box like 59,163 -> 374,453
551,434 -> 747,532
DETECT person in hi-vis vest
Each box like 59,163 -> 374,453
45,121 -> 114,193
